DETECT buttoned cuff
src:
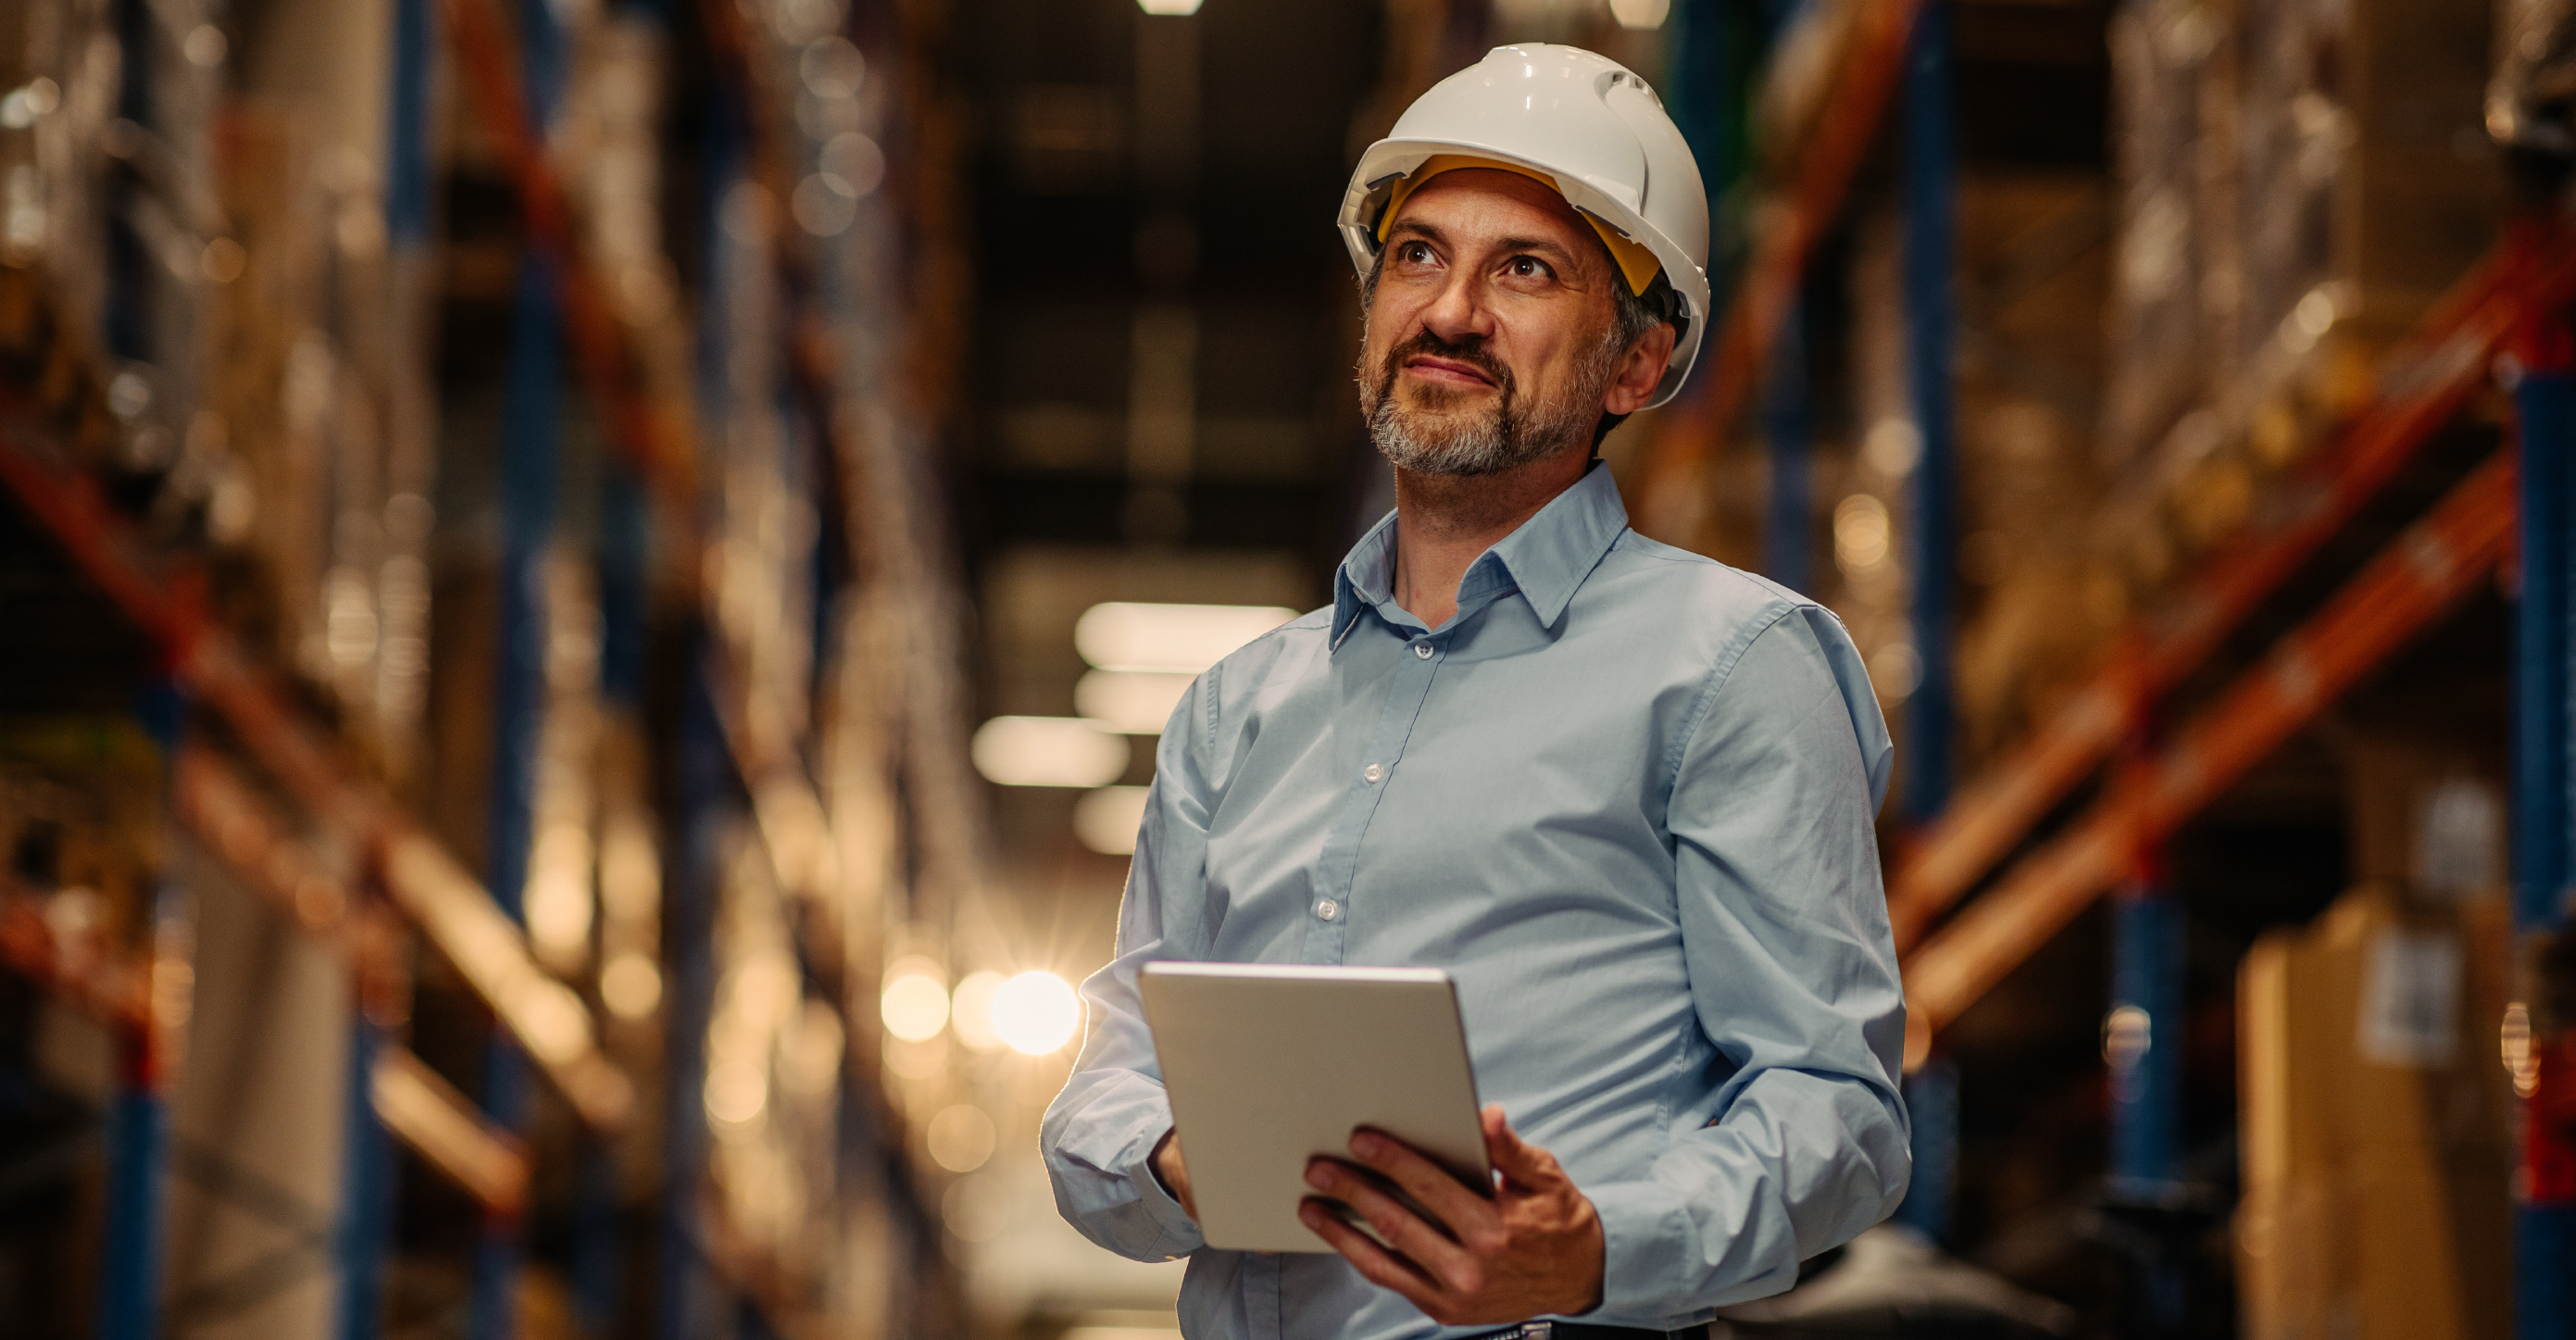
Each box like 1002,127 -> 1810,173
1587,1179 -> 1694,1316
1125,1122 -> 1205,1258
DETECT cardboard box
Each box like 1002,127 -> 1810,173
2236,887 -> 2514,1340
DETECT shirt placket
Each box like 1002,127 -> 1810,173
1301,621 -> 1447,964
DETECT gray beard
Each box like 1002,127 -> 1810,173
1358,337 -> 1616,478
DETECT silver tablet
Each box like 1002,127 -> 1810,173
1139,961 -> 1492,1253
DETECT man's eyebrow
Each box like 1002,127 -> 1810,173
1494,234 -> 1582,267
1384,219 -> 1449,248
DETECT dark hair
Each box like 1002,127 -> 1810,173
1359,240 -> 1682,451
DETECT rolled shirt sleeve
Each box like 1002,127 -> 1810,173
1587,606 -> 1912,1315
1042,676 -> 1215,1263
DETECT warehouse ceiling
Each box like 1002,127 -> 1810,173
950,0 -> 1384,563
942,0 -> 1390,924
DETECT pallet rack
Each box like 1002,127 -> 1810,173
0,0 -> 969,1332
1643,1 -> 2576,1328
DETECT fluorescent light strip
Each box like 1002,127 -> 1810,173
1075,602 -> 1297,674
970,716 -> 1130,787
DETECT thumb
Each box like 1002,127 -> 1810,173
1482,1104 -> 1550,1183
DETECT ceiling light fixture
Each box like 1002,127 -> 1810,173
970,716 -> 1130,787
1074,602 -> 1298,673
1075,669 -> 1194,734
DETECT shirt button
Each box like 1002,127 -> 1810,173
1414,642 -> 1433,659
1363,763 -> 1384,783
1317,899 -> 1340,920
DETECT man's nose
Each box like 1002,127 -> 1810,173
1417,269 -> 1494,345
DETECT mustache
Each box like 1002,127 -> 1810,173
1375,329 -> 1513,401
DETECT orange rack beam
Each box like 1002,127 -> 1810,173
1900,447 -> 2520,1058
0,402 -> 632,1131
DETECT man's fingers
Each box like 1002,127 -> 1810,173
1478,1106 -> 1557,1186
1347,1129 -> 1493,1231
1151,1129 -> 1198,1219
1306,1159 -> 1473,1284
1298,1200 -> 1448,1309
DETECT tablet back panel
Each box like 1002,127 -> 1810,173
1140,962 -> 1488,1253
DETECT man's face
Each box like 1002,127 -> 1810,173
1357,169 -> 1668,477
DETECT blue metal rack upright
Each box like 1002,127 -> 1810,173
1900,0 -> 1957,826
1894,0 -> 1961,1248
334,3 -> 437,1334
657,69 -> 748,1339
2512,325 -> 2575,1340
657,665 -> 730,1340
96,685 -> 185,1340
94,0 -> 178,1329
2106,888 -> 2183,1193
469,0 -> 570,1328
1762,300 -> 1813,595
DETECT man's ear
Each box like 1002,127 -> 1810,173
1602,322 -> 1679,416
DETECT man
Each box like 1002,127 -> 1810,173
1044,44 -> 1909,1340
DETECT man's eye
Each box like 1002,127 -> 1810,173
1507,257 -> 1550,279
1398,242 -> 1434,264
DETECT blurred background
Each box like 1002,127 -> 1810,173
1,0 -> 2574,1337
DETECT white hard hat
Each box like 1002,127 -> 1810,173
1339,44 -> 1713,410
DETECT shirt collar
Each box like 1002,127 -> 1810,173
1331,460 -> 1630,647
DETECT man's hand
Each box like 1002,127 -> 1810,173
1151,1127 -> 1197,1220
1298,1104 -> 1605,1325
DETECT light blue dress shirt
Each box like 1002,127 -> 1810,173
1043,462 -> 1910,1339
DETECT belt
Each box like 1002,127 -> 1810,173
1470,1324 -> 1707,1339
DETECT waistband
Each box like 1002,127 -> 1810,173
1469,1324 -> 1708,1340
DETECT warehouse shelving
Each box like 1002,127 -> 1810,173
1902,443 -> 2520,1047
0,361 -> 631,1131
1889,222 -> 2576,952
1638,0 -> 2576,1329
0,0 -> 972,1332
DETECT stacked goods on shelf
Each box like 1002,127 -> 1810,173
203,103 -> 427,776
2270,0 -> 2504,347
6,2 -> 128,375
199,109 -> 338,690
2487,0 -> 2576,154
2236,885 -> 2514,1340
1,0 -> 426,780
5,0 -> 228,512
2225,0 -> 2496,462
2102,0 -> 2228,483
2100,0 -> 2499,598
